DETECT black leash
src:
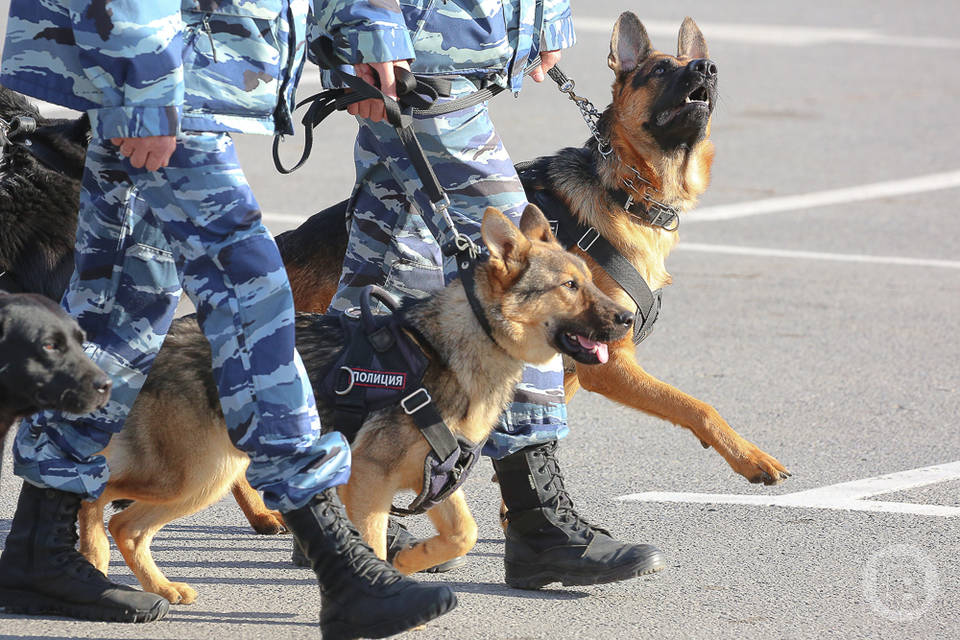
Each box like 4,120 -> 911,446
282,37 -> 504,344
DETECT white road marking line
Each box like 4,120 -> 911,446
258,214 -> 960,271
677,243 -> 960,270
264,212 -> 311,226
619,461 -> 960,517
574,18 -> 960,49
688,170 -> 960,223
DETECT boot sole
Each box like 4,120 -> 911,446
0,587 -> 169,623
321,588 -> 458,640
504,553 -> 667,590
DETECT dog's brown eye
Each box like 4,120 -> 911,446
43,342 -> 58,352
562,280 -> 578,290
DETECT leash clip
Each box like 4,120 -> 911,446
401,387 -> 432,415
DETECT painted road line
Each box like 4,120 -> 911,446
258,214 -> 960,271
677,243 -> 960,270
619,461 -> 960,517
573,18 -> 960,49
688,170 -> 960,223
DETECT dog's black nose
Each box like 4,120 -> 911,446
614,310 -> 635,327
95,377 -> 112,395
690,58 -> 717,78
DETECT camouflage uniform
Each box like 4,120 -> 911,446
309,0 -> 575,458
2,0 -> 350,512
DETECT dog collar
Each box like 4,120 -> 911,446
607,186 -> 680,232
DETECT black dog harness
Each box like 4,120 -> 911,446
516,160 -> 664,345
319,286 -> 482,517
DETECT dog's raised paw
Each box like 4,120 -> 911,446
736,446 -> 790,486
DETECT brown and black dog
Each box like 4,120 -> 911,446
76,206 -> 634,604
273,14 -> 789,486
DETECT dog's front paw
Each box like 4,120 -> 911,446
248,510 -> 288,535
156,581 -> 198,605
731,444 -> 791,486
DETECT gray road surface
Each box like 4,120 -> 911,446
2,1 -> 959,639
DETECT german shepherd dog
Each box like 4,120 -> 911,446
75,206 -> 633,604
276,13 -> 790,486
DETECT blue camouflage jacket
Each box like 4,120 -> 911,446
309,0 -> 575,91
1,0 -> 309,138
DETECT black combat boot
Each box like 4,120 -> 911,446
283,487 -> 457,640
291,516 -> 467,573
493,440 -> 666,589
0,481 -> 169,622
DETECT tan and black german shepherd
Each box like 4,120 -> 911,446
275,13 -> 790,487
76,206 -> 634,604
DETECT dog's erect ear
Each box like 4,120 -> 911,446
482,207 -> 532,274
678,17 -> 709,59
608,12 -> 651,75
518,205 -> 557,245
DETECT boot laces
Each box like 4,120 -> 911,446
50,498 -> 107,582
533,445 -> 609,536
317,499 -> 403,587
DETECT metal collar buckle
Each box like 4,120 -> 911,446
401,387 -> 432,415
577,227 -> 601,251
648,205 -> 680,231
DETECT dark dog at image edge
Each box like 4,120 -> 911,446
74,206 -> 633,604
0,292 -> 111,459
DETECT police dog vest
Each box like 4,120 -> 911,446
319,286 -> 481,516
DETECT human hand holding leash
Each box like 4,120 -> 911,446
348,59 -> 412,123
530,49 -> 562,82
110,135 -> 177,172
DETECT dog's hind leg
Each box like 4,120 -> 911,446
78,497 -> 111,575
107,500 -> 201,605
230,466 -> 287,535
575,348 -> 790,485
392,489 -> 477,575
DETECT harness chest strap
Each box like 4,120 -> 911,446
519,171 -> 663,345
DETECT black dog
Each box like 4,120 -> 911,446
0,292 -> 111,470
0,86 -> 89,300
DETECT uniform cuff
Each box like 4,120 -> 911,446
541,14 -> 577,52
335,24 -> 416,64
88,105 -> 181,139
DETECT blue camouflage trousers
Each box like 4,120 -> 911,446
331,78 -> 568,459
14,134 -> 350,512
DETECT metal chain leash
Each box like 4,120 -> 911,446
546,67 -> 612,157
546,66 -> 680,229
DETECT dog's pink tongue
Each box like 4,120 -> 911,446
576,336 -> 609,364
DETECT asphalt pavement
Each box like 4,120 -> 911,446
2,1 -> 959,639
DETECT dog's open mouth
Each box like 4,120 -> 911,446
655,85 -> 712,127
559,333 -> 610,365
